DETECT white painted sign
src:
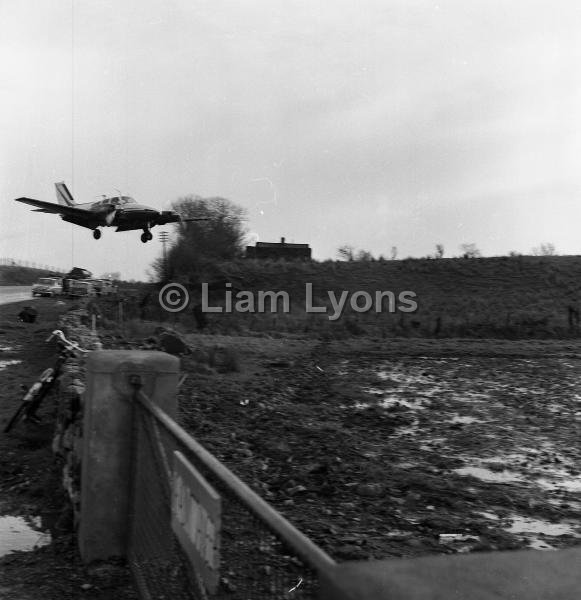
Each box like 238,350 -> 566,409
172,451 -> 221,592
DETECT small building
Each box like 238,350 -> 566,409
246,237 -> 311,261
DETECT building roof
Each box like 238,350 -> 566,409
255,241 -> 310,248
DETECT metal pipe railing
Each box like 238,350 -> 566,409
133,387 -> 337,575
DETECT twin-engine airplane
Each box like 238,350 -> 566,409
15,182 -> 203,243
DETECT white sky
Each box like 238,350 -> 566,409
1,1 -> 581,280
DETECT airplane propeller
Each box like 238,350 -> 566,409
94,204 -> 117,226
180,216 -> 209,223
157,205 -> 209,231
104,207 -> 117,226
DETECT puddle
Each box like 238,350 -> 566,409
477,511 -> 500,521
505,516 -> 579,537
379,396 -> 426,410
449,415 -> 483,425
547,499 -> 581,514
502,516 -> 581,551
454,466 -> 525,484
528,539 -> 557,550
0,515 -> 51,557
0,359 -> 21,369
376,368 -> 433,385
362,386 -> 386,396
396,421 -> 421,437
351,396 -> 427,411
359,387 -> 430,411
536,475 -> 581,493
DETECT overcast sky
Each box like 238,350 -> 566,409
1,1 -> 580,280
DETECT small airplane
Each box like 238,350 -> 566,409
15,182 -> 205,243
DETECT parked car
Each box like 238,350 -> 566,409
67,279 -> 96,298
32,277 -> 63,297
91,279 -> 117,296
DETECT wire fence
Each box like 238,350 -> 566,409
128,386 -> 335,600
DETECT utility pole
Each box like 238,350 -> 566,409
159,231 -> 169,282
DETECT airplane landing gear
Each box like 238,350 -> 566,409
93,229 -> 101,240
141,230 -> 153,243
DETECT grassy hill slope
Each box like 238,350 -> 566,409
195,255 -> 581,338
0,265 -> 64,286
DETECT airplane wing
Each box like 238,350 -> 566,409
154,211 -> 210,226
15,197 -> 86,219
15,196 -> 107,230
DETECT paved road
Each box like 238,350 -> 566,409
0,286 -> 33,307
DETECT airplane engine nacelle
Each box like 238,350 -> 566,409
158,211 -> 180,225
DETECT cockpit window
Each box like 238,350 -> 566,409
94,195 -> 135,207
112,196 -> 135,205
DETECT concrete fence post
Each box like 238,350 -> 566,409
79,350 -> 180,563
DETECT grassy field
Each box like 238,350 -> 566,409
6,254 -> 581,338
98,255 -> 581,339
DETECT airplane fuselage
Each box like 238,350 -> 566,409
63,197 -> 162,231
15,184 -> 184,243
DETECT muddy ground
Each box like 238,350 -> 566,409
102,326 -> 581,561
0,298 -> 136,600
166,334 -> 581,561
1,300 -> 580,597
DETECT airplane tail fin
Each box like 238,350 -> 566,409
55,182 -> 75,206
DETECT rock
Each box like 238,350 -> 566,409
158,331 -> 191,355
287,484 -> 308,495
18,306 -> 38,323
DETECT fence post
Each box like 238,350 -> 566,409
79,350 -> 180,563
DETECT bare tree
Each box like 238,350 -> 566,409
337,245 -> 355,261
356,249 -> 374,261
435,244 -> 444,259
532,242 -> 556,256
459,243 -> 481,258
